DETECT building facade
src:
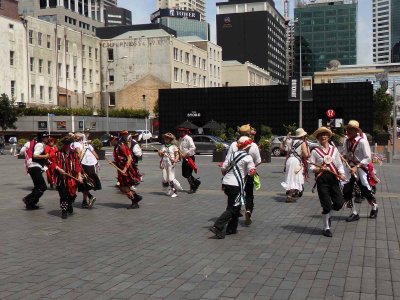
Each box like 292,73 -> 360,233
97,25 -> 221,114
18,0 -> 105,36
372,0 -> 400,63
104,0 -> 117,7
294,0 -> 357,76
222,60 -> 272,87
105,6 -> 132,26
157,0 -> 206,21
216,0 -> 286,84
0,0 -> 19,20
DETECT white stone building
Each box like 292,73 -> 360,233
221,60 -> 273,87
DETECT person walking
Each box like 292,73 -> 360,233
19,132 -> 49,209
281,128 -> 310,202
9,136 -> 17,156
44,137 -> 58,189
342,120 -> 378,221
226,124 -> 261,225
209,136 -> 257,239
310,127 -> 346,237
0,135 -> 5,155
178,127 -> 200,193
158,132 -> 182,198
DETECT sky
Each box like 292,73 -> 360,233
118,0 -> 372,65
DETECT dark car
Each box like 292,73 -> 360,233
191,135 -> 230,154
101,133 -> 112,147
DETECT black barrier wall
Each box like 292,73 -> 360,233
159,82 -> 373,136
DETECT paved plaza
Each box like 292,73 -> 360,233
1,151 -> 400,300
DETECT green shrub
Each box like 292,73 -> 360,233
92,138 -> 103,151
258,138 -> 271,152
215,142 -> 225,152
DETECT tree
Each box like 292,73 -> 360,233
153,99 -> 159,116
373,86 -> 393,132
0,94 -> 18,132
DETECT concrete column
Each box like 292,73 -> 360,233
100,0 -> 104,23
46,0 -> 50,8
88,0 -> 92,18
58,0 -> 64,6
75,0 -> 78,13
94,0 -> 98,20
68,0 -> 71,10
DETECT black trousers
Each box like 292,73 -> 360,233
343,175 -> 375,204
25,167 -> 47,206
316,172 -> 344,214
57,182 -> 76,212
182,156 -> 195,178
244,175 -> 254,212
214,185 -> 242,233
79,165 -> 102,192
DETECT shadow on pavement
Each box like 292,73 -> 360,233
47,210 -> 61,217
281,225 -> 321,236
96,202 -> 129,209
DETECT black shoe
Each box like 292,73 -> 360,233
68,205 -> 73,214
26,204 -> 40,210
226,230 -> 237,235
323,229 -> 332,237
82,200 -> 89,209
209,226 -> 225,239
245,211 -> 252,225
346,213 -> 360,222
127,202 -> 139,209
370,208 -> 378,219
134,194 -> 143,202
61,210 -> 68,219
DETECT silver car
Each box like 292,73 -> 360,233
191,135 -> 230,154
270,136 -> 319,157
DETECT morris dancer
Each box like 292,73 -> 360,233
54,135 -> 83,219
20,132 -> 49,210
226,124 -> 261,225
310,127 -> 346,237
74,133 -> 102,209
111,135 -> 142,209
210,136 -> 256,239
44,137 -> 58,189
342,120 -> 378,221
128,131 -> 143,182
158,132 -> 182,197
281,128 -> 310,203
178,127 -> 200,193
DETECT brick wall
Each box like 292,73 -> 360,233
0,0 -> 19,20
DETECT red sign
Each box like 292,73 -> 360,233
326,109 -> 335,119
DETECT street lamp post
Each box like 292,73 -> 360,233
392,82 -> 399,160
142,94 -> 148,148
105,55 -> 128,134
297,19 -> 303,128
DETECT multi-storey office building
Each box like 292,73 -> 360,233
372,0 -> 400,63
104,0 -> 117,7
157,0 -> 206,21
105,6 -> 132,26
216,0 -> 286,84
294,0 -> 357,76
18,0 -> 105,36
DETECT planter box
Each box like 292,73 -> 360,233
212,149 -> 227,162
18,153 -> 25,159
96,149 -> 106,160
260,150 -> 271,163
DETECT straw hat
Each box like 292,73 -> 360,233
294,128 -> 307,138
120,130 -> 129,135
237,136 -> 253,150
130,131 -> 139,137
344,120 -> 361,131
312,127 -> 333,138
163,132 -> 176,140
239,124 -> 251,135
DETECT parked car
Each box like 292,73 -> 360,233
191,135 -> 230,154
100,133 -> 112,147
271,136 -> 319,157
136,130 -> 152,142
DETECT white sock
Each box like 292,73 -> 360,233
323,213 -> 330,230
350,200 -> 358,215
373,203 -> 378,210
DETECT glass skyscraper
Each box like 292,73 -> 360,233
294,0 -> 357,76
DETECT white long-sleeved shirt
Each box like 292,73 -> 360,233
226,141 -> 261,165
160,144 -> 178,167
179,135 -> 196,156
20,141 -> 45,169
221,150 -> 255,186
310,144 -> 345,175
342,135 -> 371,167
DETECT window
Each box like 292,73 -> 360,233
107,48 -> 114,61
47,35 -> 51,48
89,69 -> 92,82
65,40 -> 69,52
10,51 -> 14,66
95,48 -> 98,60
39,86 -> 44,101
31,85 -> 35,99
48,87 -> 53,102
89,46 -> 92,58
11,81 -> 15,98
58,63 -> 62,77
82,45 -> 86,56
66,64 -> 70,78
57,38 -> 61,51
38,32 -> 42,46
109,69 -> 114,82
39,59 -> 43,73
30,57 -> 34,72
174,67 -> 178,82
83,68 -> 86,81
109,92 -> 116,106
73,66 -> 77,79
9,24 -> 14,29
29,30 -> 33,44
47,61 -> 51,74
173,47 -> 178,60
192,55 -> 197,67
185,52 -> 190,64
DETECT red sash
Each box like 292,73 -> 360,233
314,146 -> 339,177
346,137 -> 362,164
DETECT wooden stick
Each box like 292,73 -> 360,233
105,158 -> 126,174
153,145 -> 176,163
308,161 -> 342,179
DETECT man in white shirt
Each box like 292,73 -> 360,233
9,136 -> 17,156
210,136 -> 256,239
226,124 -> 261,225
19,132 -> 49,209
178,127 -> 201,193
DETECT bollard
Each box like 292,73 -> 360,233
387,151 -> 393,164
